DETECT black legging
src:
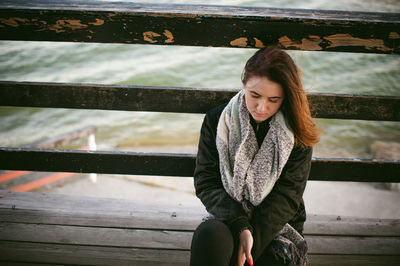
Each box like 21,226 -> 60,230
190,219 -> 285,266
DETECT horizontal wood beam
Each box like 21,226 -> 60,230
2,241 -> 398,265
0,148 -> 398,182
0,0 -> 399,54
2,190 -> 399,236
0,241 -> 190,265
1,81 -> 399,121
1,222 -> 399,255
0,147 -> 196,178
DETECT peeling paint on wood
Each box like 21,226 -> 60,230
0,1 -> 398,53
163,30 -> 174,43
279,33 -> 396,52
230,37 -> 265,48
325,33 -> 392,52
279,35 -> 323,51
0,17 -> 29,27
49,19 -> 88,33
143,30 -> 174,44
143,31 -> 160,43
88,18 -> 104,26
230,37 -> 248,47
389,32 -> 400,39
253,37 -> 264,48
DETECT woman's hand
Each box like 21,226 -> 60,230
237,229 -> 254,266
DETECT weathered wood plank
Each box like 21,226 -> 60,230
1,241 -> 399,266
309,157 -> 400,182
307,235 -> 400,255
0,190 -> 206,231
304,214 -> 400,237
4,257 -> 392,266
1,0 -> 399,22
0,222 -> 192,250
1,190 -> 399,265
1,190 -> 400,236
0,189 -> 203,215
0,148 -> 399,182
0,147 -> 196,177
0,263 -> 65,266
0,0 -> 399,53
1,240 -> 399,266
0,222 -> 399,255
2,208 -> 398,237
308,93 -> 400,121
308,255 -> 400,266
0,208 -> 203,232
0,81 -> 399,121
0,241 -> 189,266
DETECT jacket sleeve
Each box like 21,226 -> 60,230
194,111 -> 251,235
250,145 -> 312,259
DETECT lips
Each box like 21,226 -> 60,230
254,112 -> 267,117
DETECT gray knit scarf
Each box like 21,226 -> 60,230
216,90 -> 308,266
216,90 -> 294,208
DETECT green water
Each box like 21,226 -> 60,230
0,0 -> 399,159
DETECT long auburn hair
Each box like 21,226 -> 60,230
242,46 -> 320,147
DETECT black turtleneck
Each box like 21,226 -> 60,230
249,114 -> 271,148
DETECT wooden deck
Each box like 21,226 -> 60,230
0,190 -> 399,265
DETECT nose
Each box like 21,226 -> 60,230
256,99 -> 268,113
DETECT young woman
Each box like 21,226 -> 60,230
190,47 -> 320,266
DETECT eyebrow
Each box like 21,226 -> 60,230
249,90 -> 282,99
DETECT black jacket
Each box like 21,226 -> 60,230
194,103 -> 312,259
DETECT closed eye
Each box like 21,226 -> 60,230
269,97 -> 281,103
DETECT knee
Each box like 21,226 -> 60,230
190,219 -> 234,266
193,219 -> 233,244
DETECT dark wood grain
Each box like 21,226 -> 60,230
0,148 -> 398,182
0,0 -> 398,53
1,81 -> 399,121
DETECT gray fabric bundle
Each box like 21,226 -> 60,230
216,90 -> 294,208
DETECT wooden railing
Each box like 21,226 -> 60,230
1,2 -> 399,182
0,0 -> 399,54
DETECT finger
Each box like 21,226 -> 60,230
244,242 -> 252,259
237,251 -> 246,266
244,246 -> 253,266
245,252 -> 253,266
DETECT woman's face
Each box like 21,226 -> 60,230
244,76 -> 285,123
